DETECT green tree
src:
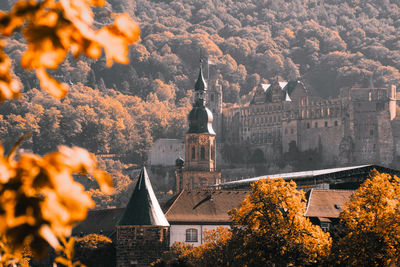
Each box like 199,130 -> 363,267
333,171 -> 400,266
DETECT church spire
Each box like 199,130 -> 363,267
118,167 -> 169,226
194,59 -> 207,92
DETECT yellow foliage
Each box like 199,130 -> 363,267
230,178 -> 332,266
0,0 -> 140,101
0,143 -> 112,261
335,170 -> 400,266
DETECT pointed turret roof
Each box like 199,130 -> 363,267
118,167 -> 169,226
194,63 -> 207,91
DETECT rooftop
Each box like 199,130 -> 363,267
118,167 -> 169,227
305,189 -> 354,219
165,189 -> 249,224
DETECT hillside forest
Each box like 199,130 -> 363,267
1,0 -> 400,206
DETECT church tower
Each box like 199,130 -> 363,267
176,63 -> 221,191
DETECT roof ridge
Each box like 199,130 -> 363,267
304,188 -> 313,215
164,189 -> 185,215
312,189 -> 354,192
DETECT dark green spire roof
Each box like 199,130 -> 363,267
118,167 -> 169,226
194,64 -> 207,91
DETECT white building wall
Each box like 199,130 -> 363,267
149,139 -> 184,166
169,224 -> 230,247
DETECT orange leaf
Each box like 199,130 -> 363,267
114,13 -> 140,42
36,69 -> 68,98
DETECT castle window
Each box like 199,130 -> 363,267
315,122 -> 318,128
325,121 -> 328,127
370,129 -> 374,136
290,128 -> 294,134
211,94 -> 214,101
201,147 -> 205,160
186,229 -> 198,242
191,147 -> 195,160
307,123 -> 310,129
334,121 -> 338,126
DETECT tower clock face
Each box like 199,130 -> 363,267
199,135 -> 208,145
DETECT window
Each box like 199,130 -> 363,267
325,121 -> 328,127
201,146 -> 205,160
191,147 -> 195,160
315,122 -> 318,128
320,223 -> 330,232
370,129 -> 374,136
290,128 -> 294,134
334,121 -> 338,126
186,229 -> 198,242
210,94 -> 214,101
307,123 -> 310,129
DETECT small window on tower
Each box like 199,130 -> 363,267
201,146 -> 205,160
191,147 -> 195,160
211,94 -> 214,101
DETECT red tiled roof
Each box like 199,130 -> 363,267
304,189 -> 354,219
165,190 -> 249,224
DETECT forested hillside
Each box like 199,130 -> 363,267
2,0 -> 400,164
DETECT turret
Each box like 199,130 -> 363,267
116,167 -> 169,266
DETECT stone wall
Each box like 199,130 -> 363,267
116,225 -> 169,267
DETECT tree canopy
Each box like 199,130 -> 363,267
334,171 -> 400,266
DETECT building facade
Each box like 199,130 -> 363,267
221,81 -> 397,166
148,139 -> 184,166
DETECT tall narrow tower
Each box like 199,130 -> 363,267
116,167 -> 170,267
176,63 -> 221,191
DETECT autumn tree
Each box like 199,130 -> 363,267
154,227 -> 233,267
0,0 -> 139,264
333,171 -> 400,266
74,234 -> 115,267
229,178 -> 331,266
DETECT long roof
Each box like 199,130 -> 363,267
165,190 -> 249,224
118,167 -> 169,226
217,165 -> 400,189
304,189 -> 353,219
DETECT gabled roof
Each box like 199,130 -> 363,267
165,190 -> 249,224
304,189 -> 353,219
117,167 -> 169,226
259,80 -> 300,102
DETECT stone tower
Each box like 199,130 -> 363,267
116,167 -> 170,267
208,78 -> 223,141
176,63 -> 222,191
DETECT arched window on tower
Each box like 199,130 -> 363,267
191,147 -> 195,160
201,146 -> 205,160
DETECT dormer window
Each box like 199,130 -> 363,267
191,147 -> 195,160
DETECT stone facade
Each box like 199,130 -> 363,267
221,81 -> 397,166
116,225 -> 169,267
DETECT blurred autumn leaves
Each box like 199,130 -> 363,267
0,0 -> 140,263
0,0 -> 139,101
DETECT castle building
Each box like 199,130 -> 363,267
175,63 -> 221,191
221,81 -> 397,166
116,167 -> 169,267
